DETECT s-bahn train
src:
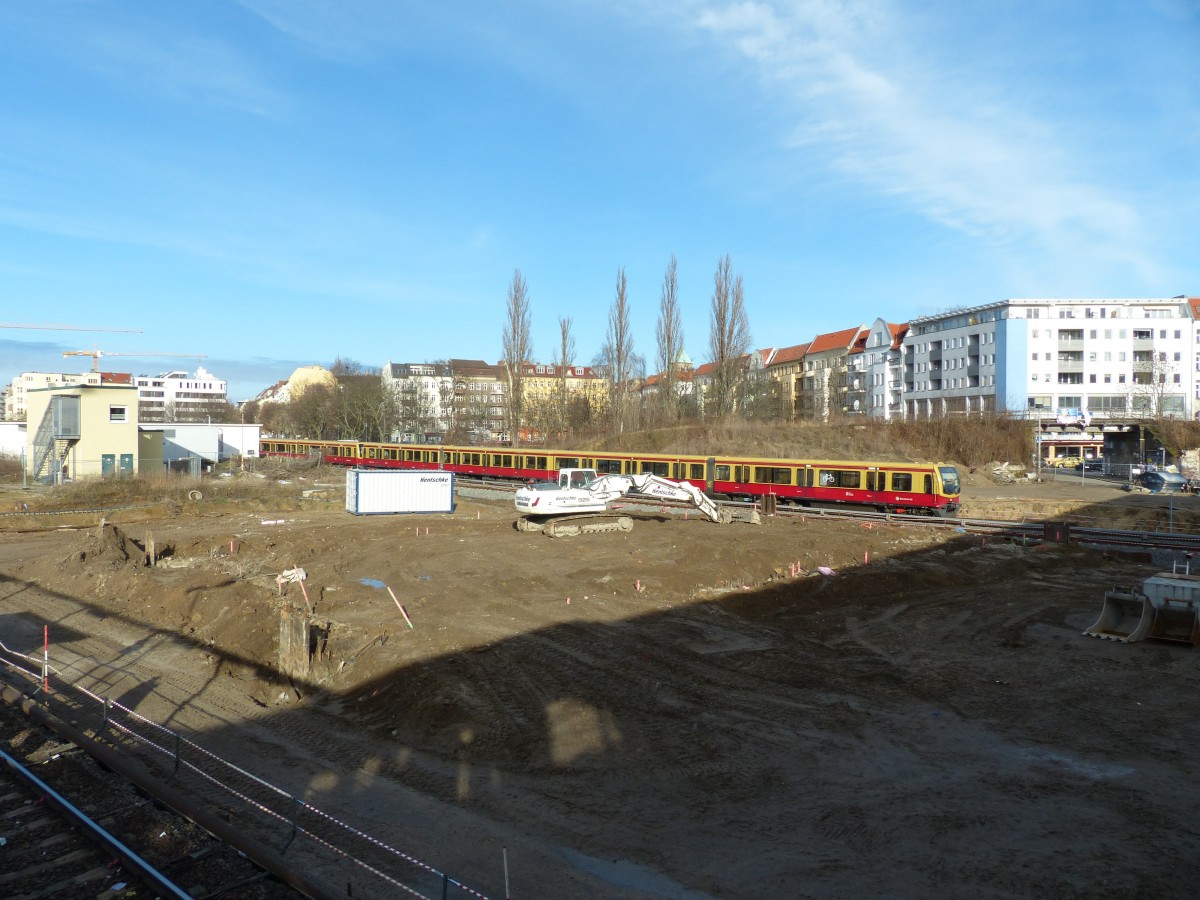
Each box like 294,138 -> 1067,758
260,438 -> 962,516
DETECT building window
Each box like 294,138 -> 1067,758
109,406 -> 127,423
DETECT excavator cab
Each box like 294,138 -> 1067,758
558,468 -> 597,489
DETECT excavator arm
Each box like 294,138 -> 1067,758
589,473 -> 726,523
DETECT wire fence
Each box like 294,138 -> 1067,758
0,635 -> 492,900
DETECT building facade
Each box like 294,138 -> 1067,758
383,362 -> 454,439
904,298 -> 1197,421
134,367 -> 229,422
864,320 -> 908,420
25,380 -> 141,482
5,371 -> 103,421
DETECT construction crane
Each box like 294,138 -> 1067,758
63,350 -> 206,373
0,323 -> 141,333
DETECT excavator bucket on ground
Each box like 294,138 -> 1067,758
1084,573 -> 1200,646
1084,589 -> 1151,642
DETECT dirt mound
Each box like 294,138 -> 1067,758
66,523 -> 139,569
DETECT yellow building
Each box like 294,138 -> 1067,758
519,363 -> 610,437
25,378 -> 141,483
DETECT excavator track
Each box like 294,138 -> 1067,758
516,514 -> 635,537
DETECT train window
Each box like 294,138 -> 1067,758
715,465 -> 731,481
734,466 -> 748,482
891,472 -> 913,491
923,474 -> 933,493
866,471 -> 881,491
754,467 -> 792,485
672,463 -> 681,479
532,456 -> 547,470
597,459 -> 622,474
625,460 -> 636,475
820,470 -> 861,488
557,457 -> 580,469
689,464 -> 706,480
641,461 -> 669,476
470,453 -> 481,466
500,454 -> 513,468
441,452 -> 451,464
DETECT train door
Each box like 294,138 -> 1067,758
705,457 -> 715,495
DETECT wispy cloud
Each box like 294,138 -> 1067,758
84,28 -> 290,118
685,0 -> 1160,275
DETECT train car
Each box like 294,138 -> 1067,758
259,438 -> 960,516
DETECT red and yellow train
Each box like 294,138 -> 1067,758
259,438 -> 961,516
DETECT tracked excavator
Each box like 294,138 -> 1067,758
515,467 -> 731,537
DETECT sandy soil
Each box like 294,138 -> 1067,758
0,470 -> 1198,898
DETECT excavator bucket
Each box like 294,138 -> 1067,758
1142,601 -> 1200,645
1084,589 -> 1153,643
1084,574 -> 1200,646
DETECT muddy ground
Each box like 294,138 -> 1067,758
0,470 -> 1197,898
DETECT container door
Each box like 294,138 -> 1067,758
101,454 -> 115,476
119,454 -> 134,476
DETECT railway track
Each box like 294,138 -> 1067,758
0,681 -> 300,900
0,650 -> 494,900
462,475 -> 1200,553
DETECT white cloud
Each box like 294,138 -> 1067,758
685,0 -> 1159,272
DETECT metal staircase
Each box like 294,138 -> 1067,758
30,395 -> 81,484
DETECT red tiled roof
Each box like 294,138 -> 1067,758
807,326 -> 864,354
1188,298 -> 1200,320
99,372 -> 133,385
769,342 -> 810,365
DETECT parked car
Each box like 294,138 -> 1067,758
1139,471 -> 1188,494
1082,459 -> 1104,472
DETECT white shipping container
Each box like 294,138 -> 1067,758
345,468 -> 455,515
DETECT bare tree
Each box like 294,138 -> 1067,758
557,316 -> 576,439
655,254 -> 684,421
708,254 -> 751,418
334,374 -> 393,441
602,267 -> 635,433
1132,351 -> 1185,418
502,269 -> 533,447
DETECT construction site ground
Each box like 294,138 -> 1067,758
0,467 -> 1197,898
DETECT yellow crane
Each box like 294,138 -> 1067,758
63,350 -> 206,373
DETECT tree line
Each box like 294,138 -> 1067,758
248,256 -> 755,445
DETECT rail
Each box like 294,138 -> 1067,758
463,474 -> 1200,553
0,639 -> 492,900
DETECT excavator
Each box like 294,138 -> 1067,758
515,468 -> 732,537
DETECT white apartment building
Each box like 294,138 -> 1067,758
382,362 -> 454,438
133,366 -> 229,422
5,371 -> 103,420
903,298 -> 1198,420
864,319 -> 908,420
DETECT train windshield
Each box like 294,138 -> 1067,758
938,466 -> 960,495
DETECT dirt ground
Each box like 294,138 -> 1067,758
1,470 -> 1198,898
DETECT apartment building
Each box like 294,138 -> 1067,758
5,371 -> 103,420
797,326 -> 868,420
133,366 -> 229,422
382,362 -> 454,438
864,320 -> 908,420
904,298 -> 1197,420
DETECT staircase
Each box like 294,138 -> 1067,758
30,396 -> 80,484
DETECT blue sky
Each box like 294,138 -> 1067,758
2,1 -> 1197,402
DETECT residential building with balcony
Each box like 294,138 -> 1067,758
904,298 -> 1198,420
864,319 -> 908,419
